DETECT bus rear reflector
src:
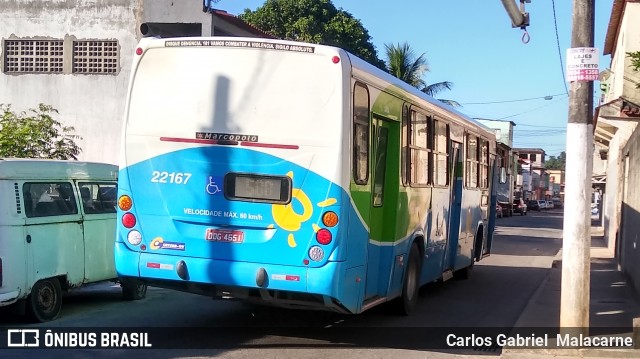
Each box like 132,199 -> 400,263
118,195 -> 133,211
322,211 -> 339,227
122,213 -> 136,228
316,228 -> 332,245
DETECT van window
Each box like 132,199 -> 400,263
23,182 -> 78,217
78,182 -> 117,214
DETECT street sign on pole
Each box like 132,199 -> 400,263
566,47 -> 599,82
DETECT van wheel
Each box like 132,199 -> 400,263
27,278 -> 62,322
121,278 -> 147,300
396,243 -> 421,316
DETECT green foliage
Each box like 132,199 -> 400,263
545,151 -> 566,171
239,0 -> 386,69
629,51 -> 640,88
0,104 -> 82,160
384,42 -> 458,106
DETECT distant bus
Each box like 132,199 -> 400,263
114,37 -> 498,315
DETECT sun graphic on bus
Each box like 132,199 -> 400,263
268,171 -> 337,248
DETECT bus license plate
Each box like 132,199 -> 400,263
205,228 -> 244,243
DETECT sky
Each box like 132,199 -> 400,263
216,0 -> 614,159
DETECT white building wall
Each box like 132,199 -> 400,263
0,0 -> 212,165
607,4 -> 640,104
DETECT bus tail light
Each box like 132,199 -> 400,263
308,246 -> 324,262
118,195 -> 133,211
122,213 -> 137,228
322,211 -> 339,227
316,228 -> 332,245
127,230 -> 142,246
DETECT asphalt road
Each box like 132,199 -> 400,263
1,209 -> 564,358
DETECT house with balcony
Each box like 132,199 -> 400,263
513,148 -> 547,201
0,0 -> 272,165
594,0 -> 640,294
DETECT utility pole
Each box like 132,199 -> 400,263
560,0 -> 594,336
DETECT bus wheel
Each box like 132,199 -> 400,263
456,229 -> 482,280
121,278 -> 148,300
397,243 -> 421,315
27,278 -> 62,322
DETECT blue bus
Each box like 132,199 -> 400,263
114,36 -> 498,315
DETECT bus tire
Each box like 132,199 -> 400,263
397,243 -> 421,316
121,278 -> 148,300
26,278 -> 62,322
456,229 -> 483,280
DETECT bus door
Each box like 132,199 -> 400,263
365,116 -> 399,298
444,141 -> 463,273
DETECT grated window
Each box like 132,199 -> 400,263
14,183 -> 22,214
4,40 -> 64,73
72,40 -> 118,74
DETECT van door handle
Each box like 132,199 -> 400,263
26,235 -> 31,244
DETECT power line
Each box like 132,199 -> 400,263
552,0 -> 569,95
517,124 -> 567,128
496,97 -> 566,120
461,93 -> 567,105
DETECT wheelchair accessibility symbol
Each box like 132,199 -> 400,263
206,176 -> 222,195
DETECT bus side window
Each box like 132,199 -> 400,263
353,82 -> 370,185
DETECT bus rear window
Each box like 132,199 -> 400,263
224,173 -> 291,204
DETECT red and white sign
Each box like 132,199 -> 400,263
566,47 -> 599,82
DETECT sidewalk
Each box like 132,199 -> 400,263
501,223 -> 640,358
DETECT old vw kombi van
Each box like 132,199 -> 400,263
0,159 -> 147,322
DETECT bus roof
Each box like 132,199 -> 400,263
347,54 -> 496,138
0,158 -> 118,180
134,36 -> 495,139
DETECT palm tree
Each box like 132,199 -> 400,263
384,42 -> 459,107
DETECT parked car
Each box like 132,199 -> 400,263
497,201 -> 511,217
552,198 -> 563,209
513,198 -> 527,215
546,200 -> 555,209
0,159 -> 147,322
537,200 -> 547,210
527,200 -> 540,211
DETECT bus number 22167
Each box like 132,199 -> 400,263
151,171 -> 192,184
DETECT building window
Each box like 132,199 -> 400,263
3,40 -> 64,74
3,38 -> 119,75
530,153 -> 537,162
73,41 -> 119,74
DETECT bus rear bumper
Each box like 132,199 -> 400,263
114,242 -> 364,313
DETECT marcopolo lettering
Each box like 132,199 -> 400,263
196,132 -> 259,142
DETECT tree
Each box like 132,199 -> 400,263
0,104 -> 82,160
545,151 -> 566,170
384,42 -> 459,106
629,51 -> 640,88
239,0 -> 386,69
